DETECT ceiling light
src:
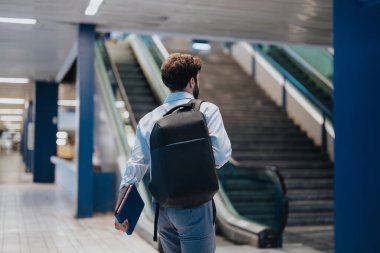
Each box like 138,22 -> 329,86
58,100 -> 77,107
0,17 -> 37,25
192,43 -> 211,51
0,98 -> 25,105
0,116 -> 23,122
0,78 -> 29,84
3,123 -> 22,130
0,109 -> 23,115
115,101 -> 125,108
56,131 -> 68,139
56,139 -> 67,146
85,0 -> 104,16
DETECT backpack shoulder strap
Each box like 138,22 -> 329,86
189,99 -> 203,111
163,99 -> 204,117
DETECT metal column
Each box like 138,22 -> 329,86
334,2 -> 380,252
75,24 -> 96,218
33,81 -> 58,182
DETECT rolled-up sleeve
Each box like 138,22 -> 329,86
204,104 -> 232,169
119,125 -> 150,189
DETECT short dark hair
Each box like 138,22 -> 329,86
161,53 -> 202,91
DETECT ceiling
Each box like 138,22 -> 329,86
0,0 -> 332,84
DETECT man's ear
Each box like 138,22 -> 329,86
189,77 -> 195,88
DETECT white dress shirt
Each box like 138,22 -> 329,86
120,91 -> 232,188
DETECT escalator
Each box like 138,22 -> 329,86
96,35 -> 288,249
162,41 -> 334,253
256,45 -> 333,116
115,46 -> 160,123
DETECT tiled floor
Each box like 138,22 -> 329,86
0,152 -> 325,253
0,153 -> 158,253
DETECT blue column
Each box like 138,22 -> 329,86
76,24 -> 95,218
24,102 -> 34,172
334,2 -> 380,253
33,81 -> 58,182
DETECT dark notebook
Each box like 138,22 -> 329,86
115,184 -> 145,235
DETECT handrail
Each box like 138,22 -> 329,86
253,45 -> 333,122
97,40 -> 138,130
131,34 -> 288,247
282,45 -> 334,91
217,161 -> 288,247
127,34 -> 170,103
95,41 -> 155,222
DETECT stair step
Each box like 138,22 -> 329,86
287,189 -> 333,201
128,96 -> 157,104
285,178 -> 334,190
222,179 -> 275,191
287,212 -> 334,226
289,200 -> 334,213
233,151 -> 325,161
226,191 -> 275,202
238,160 -> 332,169
231,146 -> 320,154
280,169 -> 333,179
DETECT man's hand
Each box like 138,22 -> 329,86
114,219 -> 129,233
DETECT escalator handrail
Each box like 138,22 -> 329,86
95,41 -> 155,221
94,43 -> 132,160
223,160 -> 289,236
253,45 -> 333,122
133,34 -> 288,246
127,34 -> 170,103
282,45 -> 334,92
97,40 -> 138,130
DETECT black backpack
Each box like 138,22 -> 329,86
148,99 -> 219,209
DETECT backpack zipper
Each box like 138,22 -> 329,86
166,137 -> 206,147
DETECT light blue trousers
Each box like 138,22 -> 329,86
155,200 -> 216,253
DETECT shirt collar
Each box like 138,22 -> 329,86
164,91 -> 194,103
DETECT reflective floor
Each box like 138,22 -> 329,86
0,152 -> 326,253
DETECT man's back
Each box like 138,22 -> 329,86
117,53 -> 231,253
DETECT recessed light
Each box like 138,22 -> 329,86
0,116 -> 23,122
0,17 -> 37,25
0,109 -> 23,115
0,78 -> 29,84
192,43 -> 211,51
3,123 -> 22,130
0,98 -> 25,105
58,100 -> 77,107
85,0 -> 104,16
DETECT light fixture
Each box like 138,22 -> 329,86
85,0 -> 104,16
123,111 -> 130,119
115,101 -> 125,108
0,98 -> 25,105
0,116 -> 23,122
56,131 -> 68,139
3,123 -> 22,129
58,100 -> 77,107
56,139 -> 67,146
192,43 -> 211,51
0,17 -> 37,25
0,78 -> 29,84
0,109 -> 23,115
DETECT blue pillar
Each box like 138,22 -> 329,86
33,81 -> 58,182
24,102 -> 34,172
76,24 -> 95,218
334,2 -> 380,253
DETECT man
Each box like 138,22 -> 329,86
115,53 -> 232,253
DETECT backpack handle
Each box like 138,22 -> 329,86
163,99 -> 203,117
